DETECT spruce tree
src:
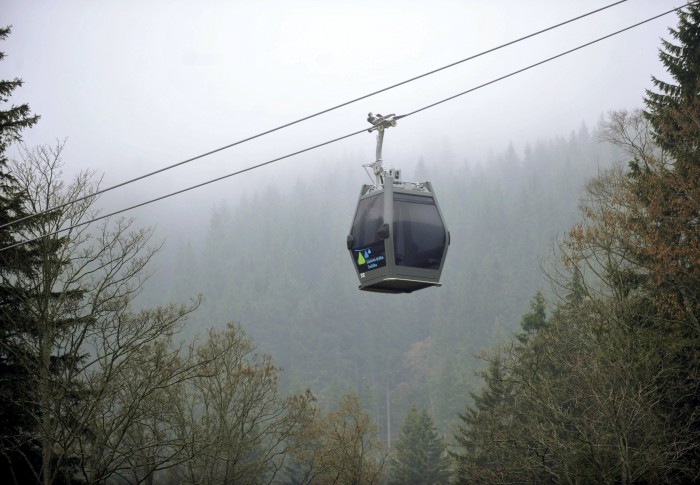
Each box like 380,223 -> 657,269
451,355 -> 515,484
640,4 -> 700,477
640,4 -> 700,319
0,25 -> 42,482
388,406 -> 450,485
0,25 -> 40,271
645,5 -> 700,153
515,290 -> 547,345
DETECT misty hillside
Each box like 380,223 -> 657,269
152,120 -> 621,436
6,1 -> 700,481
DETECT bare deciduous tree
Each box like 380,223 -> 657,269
171,323 -> 317,485
290,393 -> 387,485
2,141 -> 202,484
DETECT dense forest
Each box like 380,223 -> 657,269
158,119 -> 620,440
1,4 -> 699,484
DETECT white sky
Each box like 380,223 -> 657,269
1,0 -> 681,233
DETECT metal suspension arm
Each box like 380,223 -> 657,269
367,112 -> 398,186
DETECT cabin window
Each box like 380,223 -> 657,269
393,194 -> 445,269
350,194 -> 387,271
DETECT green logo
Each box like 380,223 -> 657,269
353,245 -> 385,271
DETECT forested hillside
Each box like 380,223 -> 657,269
164,122 -> 621,437
4,3 -> 700,483
452,7 -> 700,482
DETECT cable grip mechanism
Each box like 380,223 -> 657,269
366,112 -> 399,187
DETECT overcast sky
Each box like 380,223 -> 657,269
1,0 -> 682,236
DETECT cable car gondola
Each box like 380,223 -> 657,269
346,113 -> 449,293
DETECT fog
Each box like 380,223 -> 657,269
0,0 -> 677,303
2,0 -> 690,453
4,1 -> 673,224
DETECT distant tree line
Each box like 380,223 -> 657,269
0,26 -> 387,485
162,60 -> 623,445
1,4 -> 699,483
451,6 -> 700,483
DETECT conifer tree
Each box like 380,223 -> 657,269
0,25 -> 42,482
645,5 -> 700,153
388,406 -> 450,485
515,290 -> 547,345
638,4 -> 700,476
639,3 -> 700,321
451,354 -> 516,484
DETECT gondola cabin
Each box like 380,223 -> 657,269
347,173 -> 449,293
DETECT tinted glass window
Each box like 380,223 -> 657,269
393,194 -> 445,269
351,194 -> 384,248
350,194 -> 387,272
